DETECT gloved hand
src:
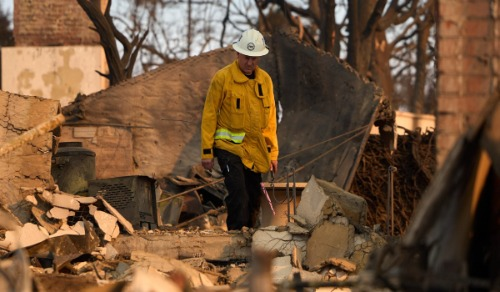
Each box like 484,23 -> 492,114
202,158 -> 214,171
270,160 -> 278,174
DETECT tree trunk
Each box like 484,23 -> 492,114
346,0 -> 378,76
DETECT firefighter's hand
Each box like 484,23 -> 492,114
202,158 -> 214,171
270,160 -> 278,174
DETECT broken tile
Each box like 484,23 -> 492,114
19,223 -> 50,249
70,221 -> 86,235
47,207 -> 75,220
24,194 -> 38,205
52,193 -> 81,211
74,196 -> 97,204
49,228 -> 79,238
31,204 -> 62,235
93,210 -> 118,236
27,221 -> 100,271
88,204 -> 97,215
97,195 -> 134,235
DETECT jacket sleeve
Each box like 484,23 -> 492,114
201,74 -> 223,160
262,79 -> 279,161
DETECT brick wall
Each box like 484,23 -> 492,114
437,0 -> 499,165
14,0 -> 101,46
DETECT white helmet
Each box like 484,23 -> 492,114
232,29 -> 269,57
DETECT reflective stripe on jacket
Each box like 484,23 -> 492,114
214,128 -> 245,143
200,60 -> 279,173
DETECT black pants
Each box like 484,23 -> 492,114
214,148 -> 263,230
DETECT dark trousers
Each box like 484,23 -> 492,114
214,148 -> 263,230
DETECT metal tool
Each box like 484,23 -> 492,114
261,182 -> 276,216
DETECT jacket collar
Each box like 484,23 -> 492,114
231,60 -> 264,84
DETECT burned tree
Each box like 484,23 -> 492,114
254,0 -> 436,114
77,0 -> 148,85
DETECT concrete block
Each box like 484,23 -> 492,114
296,176 -> 329,226
271,256 -> 293,283
252,229 -> 306,257
305,221 -> 354,268
290,214 -> 308,228
316,179 -> 368,226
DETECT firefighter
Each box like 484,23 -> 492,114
200,28 -> 279,230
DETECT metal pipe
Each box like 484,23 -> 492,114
387,166 -> 397,236
286,167 -> 290,222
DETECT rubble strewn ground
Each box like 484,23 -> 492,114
0,170 -> 391,291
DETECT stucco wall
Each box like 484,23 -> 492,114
1,46 -> 108,107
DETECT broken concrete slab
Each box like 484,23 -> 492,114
52,194 -> 81,211
296,176 -> 329,226
271,256 -> 293,284
113,232 -> 251,262
252,229 -> 307,259
26,221 -> 100,271
70,221 -> 86,235
350,231 -> 386,271
304,221 -> 355,269
316,178 -> 368,226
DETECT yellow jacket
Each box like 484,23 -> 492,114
201,60 -> 279,173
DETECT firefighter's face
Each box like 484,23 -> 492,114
237,53 -> 260,75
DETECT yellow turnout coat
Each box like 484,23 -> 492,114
201,60 -> 279,173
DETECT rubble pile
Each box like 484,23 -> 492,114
350,130 -> 436,235
0,173 -> 388,291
